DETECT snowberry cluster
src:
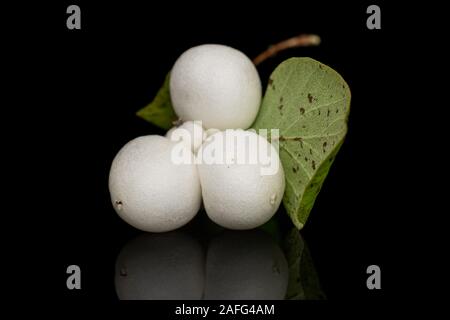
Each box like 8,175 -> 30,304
109,44 -> 285,232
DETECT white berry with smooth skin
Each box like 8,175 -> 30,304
197,130 -> 285,230
109,135 -> 201,232
169,44 -> 262,130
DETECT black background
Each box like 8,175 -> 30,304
18,0 -> 411,310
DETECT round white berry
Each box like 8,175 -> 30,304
108,135 -> 201,232
196,129 -> 285,230
170,44 -> 262,130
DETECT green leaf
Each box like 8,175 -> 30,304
252,57 -> 351,229
136,73 -> 178,130
283,228 -> 325,300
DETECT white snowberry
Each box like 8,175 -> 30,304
169,44 -> 262,130
196,129 -> 285,230
108,135 -> 201,232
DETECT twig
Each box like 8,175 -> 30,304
253,34 -> 321,66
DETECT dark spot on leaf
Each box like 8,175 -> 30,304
305,157 -> 308,162
278,105 -> 283,114
318,110 -> 321,115
342,84 -> 345,89
323,142 -> 327,147
293,137 -> 302,142
336,109 -> 339,113
309,149 -> 313,155
327,109 -> 330,117
299,107 -> 305,115
269,78 -> 273,86
292,167 -> 297,173
312,160 -> 316,170
310,183 -> 314,188
302,125 -> 306,128
280,97 -> 283,103
319,64 -> 323,69
329,157 -> 334,162
308,93 -> 314,103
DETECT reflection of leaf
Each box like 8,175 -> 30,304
136,73 -> 177,130
259,215 -> 282,245
283,228 -> 325,300
252,58 -> 351,229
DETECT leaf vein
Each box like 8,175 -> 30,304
303,97 -> 346,116
281,146 -> 313,180
276,67 -> 318,130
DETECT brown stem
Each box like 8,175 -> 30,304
253,34 -> 321,66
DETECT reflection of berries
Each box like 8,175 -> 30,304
115,232 -> 204,300
205,230 -> 288,299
